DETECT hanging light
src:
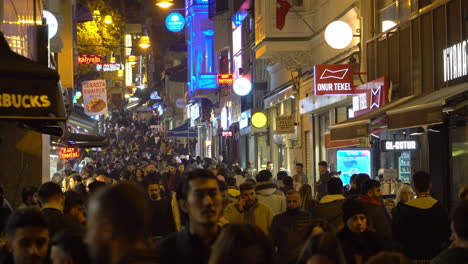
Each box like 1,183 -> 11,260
104,15 -> 113,24
110,56 -> 116,63
117,69 -> 124,77
128,55 -> 137,65
156,0 -> 174,8
139,36 -> 151,49
92,10 -> 101,19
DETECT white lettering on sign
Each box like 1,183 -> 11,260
317,83 -> 333,91
385,141 -> 417,151
443,40 -> 468,82
333,83 -> 352,90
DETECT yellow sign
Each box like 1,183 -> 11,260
252,112 -> 267,128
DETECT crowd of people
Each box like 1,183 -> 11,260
1,118 -> 468,264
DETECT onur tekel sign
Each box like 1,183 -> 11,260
314,64 -> 354,95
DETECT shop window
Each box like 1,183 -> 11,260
377,0 -> 398,32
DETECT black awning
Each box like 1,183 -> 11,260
167,123 -> 198,138
66,132 -> 109,148
0,32 -> 67,123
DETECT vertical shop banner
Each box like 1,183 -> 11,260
82,80 -> 108,115
314,64 -> 354,95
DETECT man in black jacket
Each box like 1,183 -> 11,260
270,190 -> 313,264
156,169 -> 223,264
315,161 -> 331,199
38,182 -> 67,237
312,177 -> 346,231
392,171 -> 450,261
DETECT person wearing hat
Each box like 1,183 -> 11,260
337,199 -> 384,264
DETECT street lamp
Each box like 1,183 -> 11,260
138,36 -> 151,49
156,0 -> 174,8
104,15 -> 113,24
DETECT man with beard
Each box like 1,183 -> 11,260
85,183 -> 158,264
148,184 -> 176,239
223,182 -> 274,234
161,164 -> 180,195
156,169 -> 223,264
4,208 -> 50,264
145,163 -> 161,184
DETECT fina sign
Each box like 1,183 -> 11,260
381,140 -> 418,152
314,64 -> 354,95
165,13 -> 185,32
443,40 -> 467,82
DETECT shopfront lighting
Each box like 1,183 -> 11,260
324,21 -> 353,49
156,0 -> 174,8
382,20 -> 397,32
110,56 -> 116,63
128,55 -> 137,65
139,36 -> 151,49
104,15 -> 113,24
93,10 -> 101,19
117,69 -> 124,77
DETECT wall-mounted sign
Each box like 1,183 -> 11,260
276,115 -> 295,134
59,147 -> 80,159
190,103 -> 200,120
222,131 -> 233,137
165,13 -> 185,32
251,112 -> 267,128
314,64 -> 354,95
82,80 -> 108,115
96,63 -> 121,71
352,77 -> 390,117
233,77 -> 252,96
78,55 -> 103,64
443,39 -> 467,82
381,140 -> 418,151
239,118 -> 249,129
217,74 -> 234,85
43,10 -> 58,39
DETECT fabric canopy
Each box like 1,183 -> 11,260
167,123 -> 198,138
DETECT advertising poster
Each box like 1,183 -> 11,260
82,80 -> 108,115
337,149 -> 372,185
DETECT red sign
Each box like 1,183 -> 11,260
59,147 -> 81,159
325,134 -> 362,149
314,64 -> 354,95
217,74 -> 234,85
222,131 -> 233,137
352,77 -> 390,117
78,55 -> 103,64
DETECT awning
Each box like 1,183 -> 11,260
167,123 -> 198,138
65,133 -> 109,148
0,32 -> 66,121
387,84 -> 468,130
264,85 -> 295,109
329,96 -> 415,141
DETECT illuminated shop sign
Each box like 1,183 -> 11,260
314,64 -> 354,95
78,55 -> 103,64
443,40 -> 467,82
239,118 -> 249,129
222,131 -> 233,137
217,74 -> 234,84
352,77 -> 390,117
59,147 -> 80,159
381,140 -> 418,151
251,112 -> 267,128
43,10 -> 58,39
165,13 -> 185,32
96,63 -> 121,71
233,77 -> 252,96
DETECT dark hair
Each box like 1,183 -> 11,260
412,171 -> 431,192
296,163 -> 304,168
327,178 -> 343,195
208,224 -> 274,264
452,200 -> 468,240
178,169 -> 217,201
361,179 -> 381,195
245,178 -> 256,186
71,175 -> 82,183
88,181 -> 106,194
286,189 -> 299,196
51,229 -> 90,264
64,191 -> 84,214
342,199 -> 367,222
217,167 -> 229,178
318,161 -> 328,167
267,161 -> 272,165
277,171 -> 288,182
21,186 -> 38,205
38,182 -> 63,204
234,168 -> 242,175
5,208 -> 48,237
239,182 -> 254,193
90,183 -> 151,242
350,174 -> 358,184
283,176 -> 294,186
297,232 -> 346,264
355,173 -> 370,193
255,170 -> 273,182
226,177 -> 236,187
366,252 -> 413,264
218,180 -> 227,192
96,169 -> 109,177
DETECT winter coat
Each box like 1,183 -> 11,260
270,208 -> 314,264
337,227 -> 384,264
317,171 -> 331,199
223,199 -> 273,235
311,194 -> 345,231
357,195 -> 392,249
392,196 -> 451,260
255,183 -> 286,216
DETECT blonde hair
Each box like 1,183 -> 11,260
396,185 -> 415,203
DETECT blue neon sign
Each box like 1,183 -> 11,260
165,13 -> 185,32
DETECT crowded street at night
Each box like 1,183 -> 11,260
0,0 -> 468,263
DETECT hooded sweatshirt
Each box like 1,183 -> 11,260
392,196 -> 450,260
357,195 -> 392,249
255,183 -> 286,215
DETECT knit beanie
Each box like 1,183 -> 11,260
342,198 -> 367,222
